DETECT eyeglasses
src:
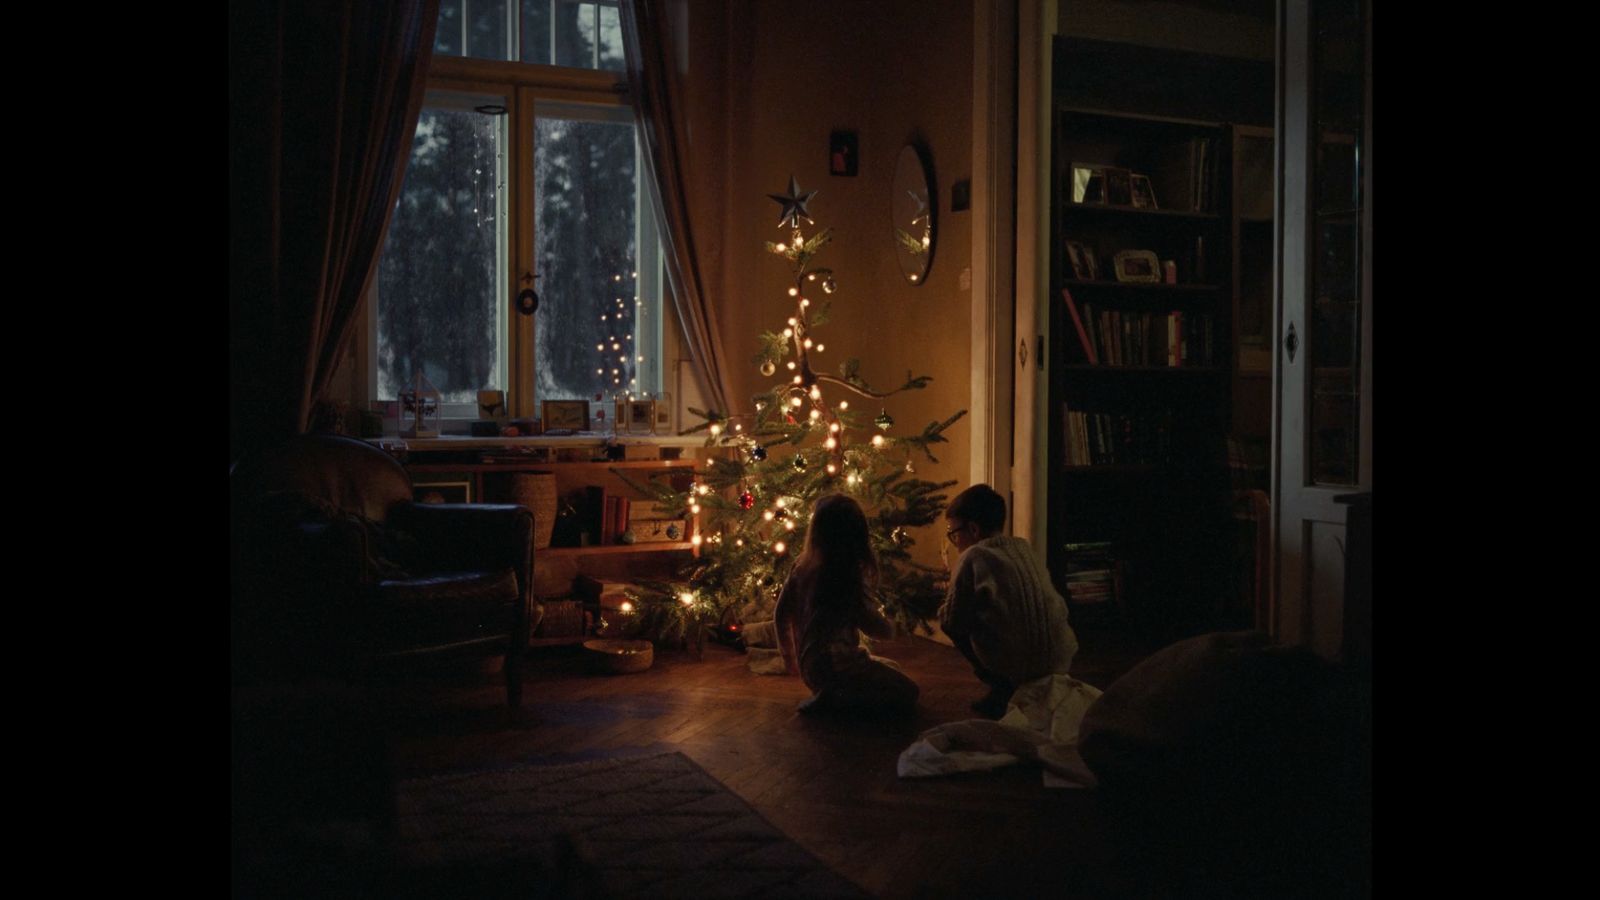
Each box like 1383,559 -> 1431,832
945,524 -> 965,543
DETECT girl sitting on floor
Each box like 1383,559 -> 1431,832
775,493 -> 920,714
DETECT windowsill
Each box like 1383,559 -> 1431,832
368,432 -> 707,451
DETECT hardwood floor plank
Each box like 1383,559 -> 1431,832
378,631 -> 1171,898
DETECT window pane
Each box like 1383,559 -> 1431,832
439,1 -> 623,70
519,0 -> 552,65
598,4 -> 624,72
554,2 -> 598,69
377,103 -> 508,403
435,0 -> 463,57
534,106 -> 647,403
467,0 -> 510,61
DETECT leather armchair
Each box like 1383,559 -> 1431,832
231,434 -> 533,707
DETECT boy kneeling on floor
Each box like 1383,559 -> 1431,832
939,484 -> 1078,718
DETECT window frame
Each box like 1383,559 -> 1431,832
360,54 -> 658,424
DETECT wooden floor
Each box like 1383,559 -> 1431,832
375,627 -> 1176,899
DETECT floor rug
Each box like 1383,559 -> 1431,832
394,751 -> 868,899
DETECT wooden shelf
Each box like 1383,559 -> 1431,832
1060,364 -> 1227,374
409,459 -> 698,474
1062,279 -> 1223,292
541,542 -> 693,557
1064,202 -> 1222,222
1061,464 -> 1159,474
372,434 -> 706,451
1056,105 -> 1224,130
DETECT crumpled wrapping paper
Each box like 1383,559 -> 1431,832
898,673 -> 1103,788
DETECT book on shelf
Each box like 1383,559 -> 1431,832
1062,406 -> 1176,465
1060,288 -> 1098,365
583,485 -> 607,546
1147,134 -> 1219,214
604,495 -> 632,544
1060,540 -> 1123,606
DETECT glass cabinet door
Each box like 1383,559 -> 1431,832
1307,0 -> 1367,487
1272,0 -> 1371,658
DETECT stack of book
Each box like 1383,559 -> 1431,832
1061,289 -> 1215,367
1062,405 -> 1173,466
1149,135 -> 1219,213
1061,541 -> 1122,609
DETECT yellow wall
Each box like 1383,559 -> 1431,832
680,0 -> 975,568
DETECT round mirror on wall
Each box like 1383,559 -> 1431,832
892,143 -> 934,284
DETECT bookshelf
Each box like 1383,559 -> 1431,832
393,440 -> 704,647
1047,103 -> 1235,635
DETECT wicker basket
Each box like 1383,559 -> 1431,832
582,639 -> 654,674
508,471 -> 557,549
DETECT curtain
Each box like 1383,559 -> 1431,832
619,0 -> 736,420
229,0 -> 439,462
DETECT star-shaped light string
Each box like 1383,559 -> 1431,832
768,175 -> 817,229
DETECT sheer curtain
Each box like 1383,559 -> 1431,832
229,0 -> 439,461
619,0 -> 736,420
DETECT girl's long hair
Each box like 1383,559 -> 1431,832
793,493 -> 878,611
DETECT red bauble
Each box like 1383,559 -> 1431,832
739,491 -> 755,510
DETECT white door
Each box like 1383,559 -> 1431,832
1271,0 -> 1371,660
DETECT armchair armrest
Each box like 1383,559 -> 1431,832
390,502 -> 533,592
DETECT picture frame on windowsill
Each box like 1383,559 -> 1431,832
541,400 -> 590,434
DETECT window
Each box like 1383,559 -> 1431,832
434,0 -> 626,71
376,92 -> 510,404
367,2 -> 661,420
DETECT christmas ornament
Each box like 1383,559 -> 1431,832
891,527 -> 908,546
822,275 -> 837,294
666,523 -> 682,540
760,360 -> 777,377
875,410 -> 895,431
767,175 -> 817,229
793,455 -> 807,471
905,460 -> 916,473
749,445 -> 768,462
739,490 -> 756,510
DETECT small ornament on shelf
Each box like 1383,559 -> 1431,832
399,372 -> 442,439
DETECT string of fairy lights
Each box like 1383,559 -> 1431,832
676,176 -> 906,580
595,270 -> 642,392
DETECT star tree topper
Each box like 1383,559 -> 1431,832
767,175 -> 817,229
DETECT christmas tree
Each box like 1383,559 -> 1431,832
617,176 -> 965,645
